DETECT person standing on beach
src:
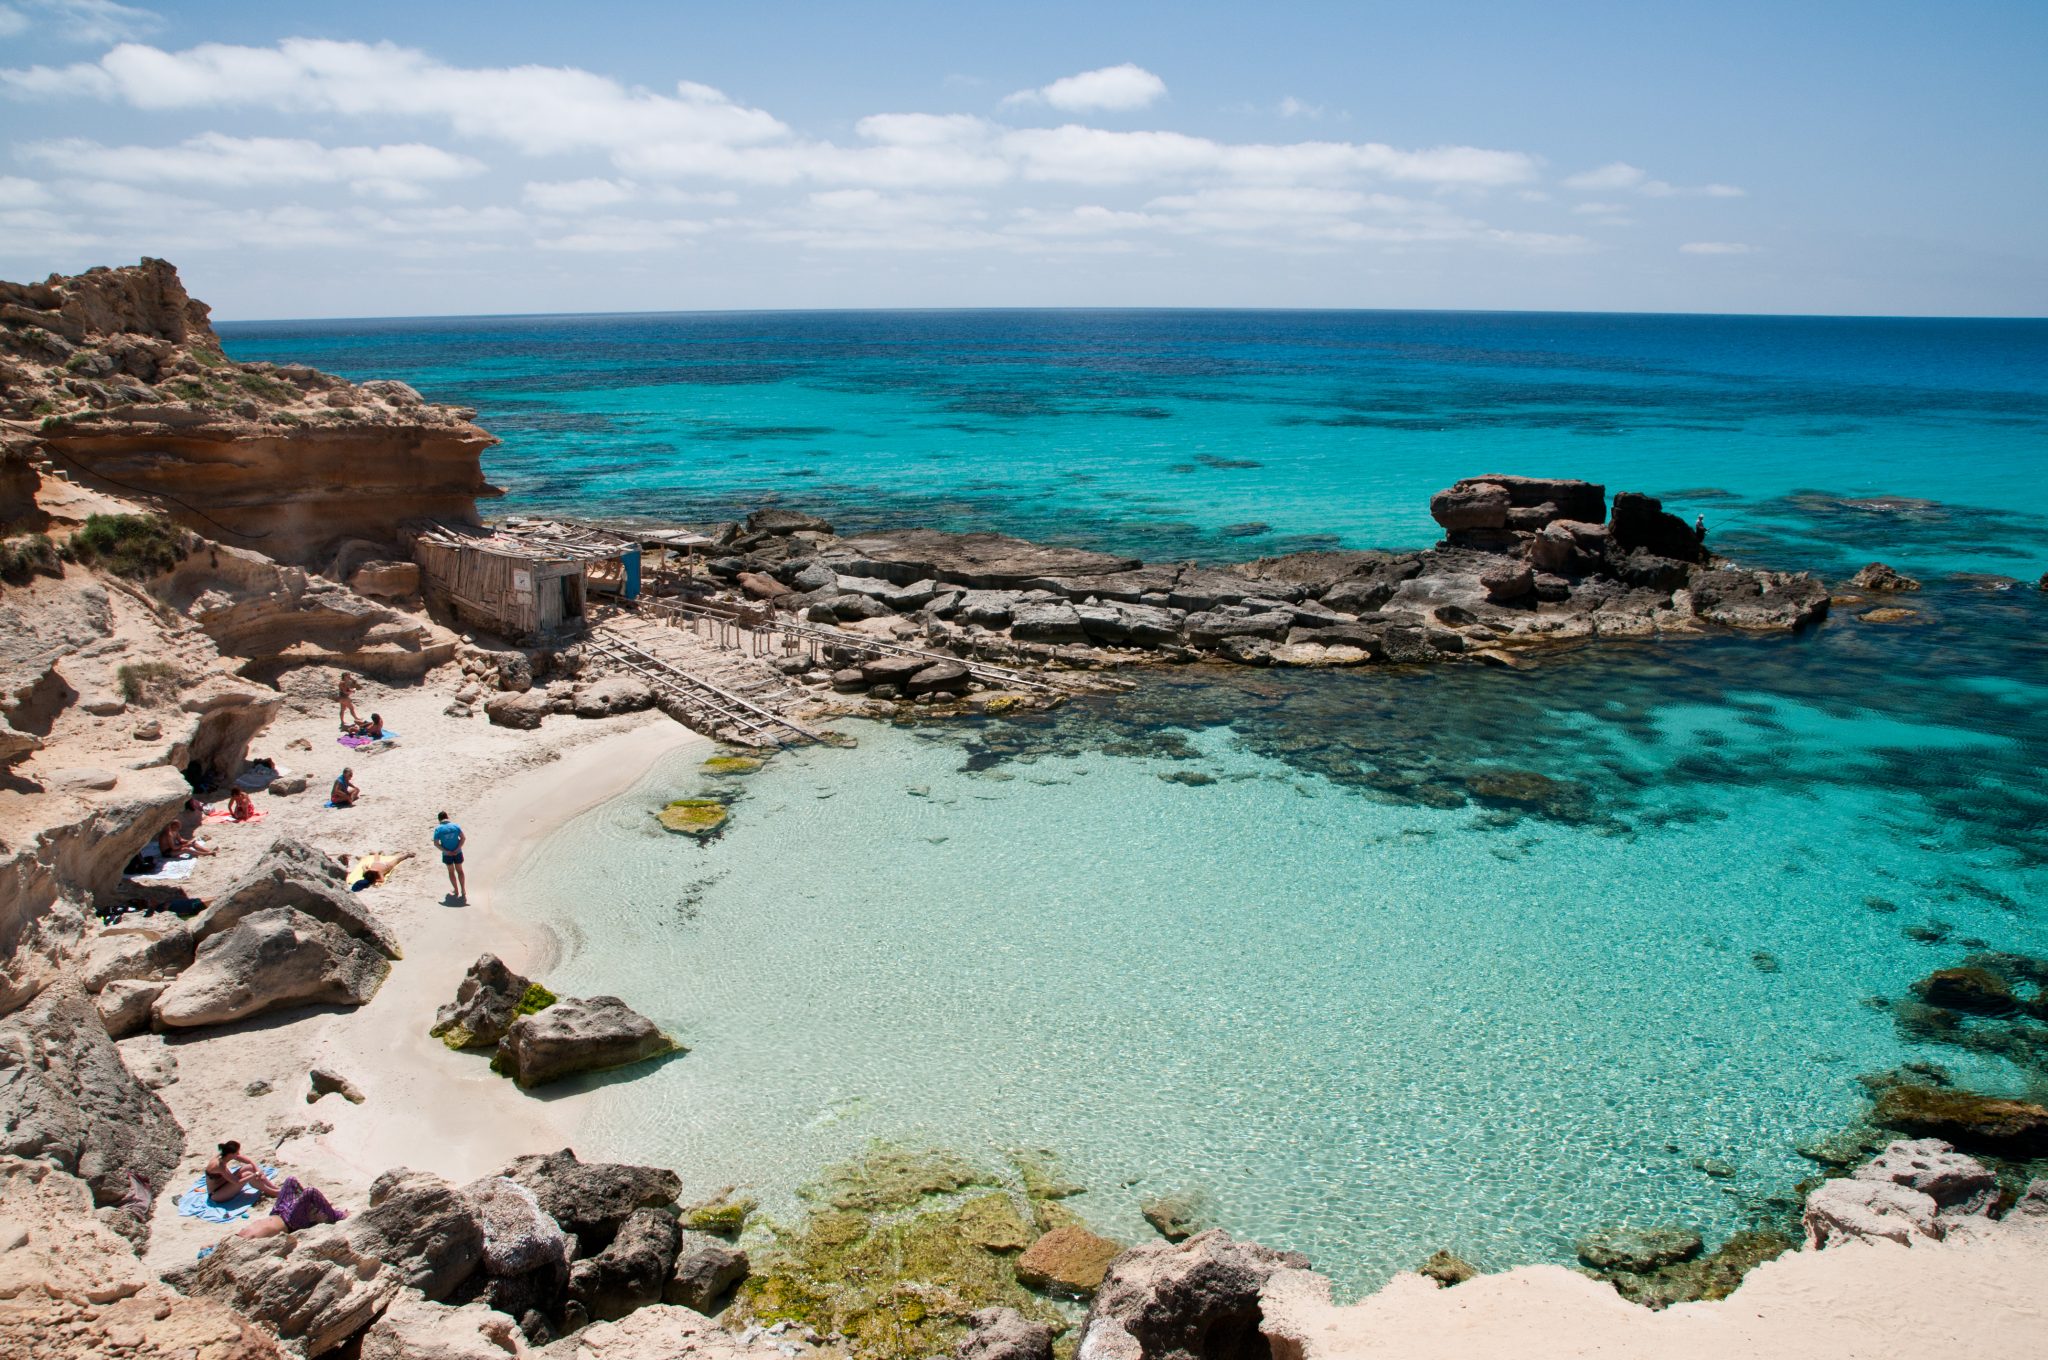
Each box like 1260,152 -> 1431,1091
434,812 -> 467,902
338,672 -> 361,729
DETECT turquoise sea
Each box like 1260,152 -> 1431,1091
220,310 -> 2048,1295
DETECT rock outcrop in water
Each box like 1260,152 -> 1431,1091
1,259 -> 497,566
690,476 -> 1827,675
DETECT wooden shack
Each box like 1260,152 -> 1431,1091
410,519 -> 640,642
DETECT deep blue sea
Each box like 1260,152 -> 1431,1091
220,310 -> 2048,1295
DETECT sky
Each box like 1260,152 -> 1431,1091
0,0 -> 2043,319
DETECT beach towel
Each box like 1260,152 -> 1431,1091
125,857 -> 198,884
174,1166 -> 279,1223
338,730 -> 398,749
202,807 -> 267,825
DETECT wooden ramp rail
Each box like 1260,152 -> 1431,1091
637,597 -> 1129,696
583,633 -> 826,746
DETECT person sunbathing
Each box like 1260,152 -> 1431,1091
157,821 -> 215,858
227,788 -> 257,821
350,850 -> 415,891
205,1141 -> 278,1205
346,714 -> 387,740
233,1175 -> 346,1239
330,769 -> 360,807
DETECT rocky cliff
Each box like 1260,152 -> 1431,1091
0,259 -> 497,566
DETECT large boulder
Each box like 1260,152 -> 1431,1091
1428,481 -> 1510,532
572,677 -> 654,719
432,954 -> 549,1051
345,1170 -> 486,1302
492,996 -> 679,1090
153,908 -> 391,1029
1075,1229 -> 1312,1360
1871,1085 -> 2048,1159
0,1156 -> 150,1305
531,1303 -> 756,1360
1853,1138 -> 1997,1214
485,689 -> 554,730
1608,491 -> 1704,563
905,661 -> 971,697
1478,561 -> 1534,605
1688,569 -> 1830,631
164,1224 -> 402,1357
361,1291 -> 527,1360
1803,1177 -> 1941,1249
567,1207 -> 678,1323
193,851 -> 403,959
1015,1225 -> 1124,1299
1850,562 -> 1920,592
745,508 -> 833,537
957,1306 -> 1054,1360
0,981 -> 182,1219
1009,601 -> 1088,644
857,655 -> 929,687
456,1174 -> 573,1331
0,1283 -> 286,1360
97,978 -> 168,1039
663,1230 -> 747,1314
497,1150 -> 681,1256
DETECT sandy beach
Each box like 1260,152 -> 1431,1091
138,668 -> 707,1274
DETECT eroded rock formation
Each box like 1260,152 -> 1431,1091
2,259 -> 498,565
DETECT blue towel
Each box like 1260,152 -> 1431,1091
175,1165 -> 277,1223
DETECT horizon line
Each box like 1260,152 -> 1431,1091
210,301 -> 2048,328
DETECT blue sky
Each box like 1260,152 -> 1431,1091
1,0 -> 2043,318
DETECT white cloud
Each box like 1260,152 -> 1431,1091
1005,62 -> 1166,112
523,177 -> 639,213
1000,126 -> 1536,187
1641,179 -> 1746,198
0,7 -> 28,38
1570,201 -> 1628,215
1679,241 -> 1756,254
5,0 -> 160,44
0,175 -> 50,205
1276,96 -> 1323,120
1563,162 -> 1645,191
22,134 -> 482,195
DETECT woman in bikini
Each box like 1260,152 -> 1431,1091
205,1141 -> 279,1205
227,787 -> 257,822
157,821 -> 215,858
338,672 -> 361,729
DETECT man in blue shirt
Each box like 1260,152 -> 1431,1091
433,812 -> 467,903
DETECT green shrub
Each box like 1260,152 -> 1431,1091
0,534 -> 61,586
67,513 -> 185,579
117,661 -> 180,705
162,378 -> 209,403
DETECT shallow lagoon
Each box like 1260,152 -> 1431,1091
504,616 -> 2045,1296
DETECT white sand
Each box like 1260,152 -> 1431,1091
1263,1213 -> 2048,1360
140,671 -> 705,1272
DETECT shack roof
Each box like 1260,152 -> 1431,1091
414,517 -> 634,564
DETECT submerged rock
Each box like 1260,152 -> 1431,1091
1573,1225 -> 1702,1273
679,1187 -> 756,1237
1015,1225 -> 1123,1298
957,1306 -> 1054,1360
1911,966 -> 2017,1016
1139,1192 -> 1206,1243
1871,1084 -> 2048,1158
656,799 -> 728,837
1417,1249 -> 1478,1287
1850,562 -> 1921,592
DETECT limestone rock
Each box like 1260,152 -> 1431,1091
493,997 -> 679,1090
678,1189 -> 754,1238
153,907 -> 391,1029
1076,1229 -> 1311,1360
532,1303 -> 756,1360
663,1229 -> 747,1314
857,654 -> 928,687
456,1175 -> 572,1328
0,981 -> 182,1218
1015,1224 -> 1123,1298
1429,480 -> 1510,532
341,1170 -> 485,1302
165,1223 -> 403,1356
486,689 -> 554,730
433,954 -> 547,1051
1688,569 -> 1830,631
1074,600 -> 1186,648
1871,1084 -> 2048,1158
308,1068 -> 367,1104
96,978 -> 168,1039
78,921 -> 195,994
1850,562 -> 1920,592
116,1033 -> 178,1090
349,562 -> 422,598
360,1290 -> 527,1360
0,1156 -> 149,1305
1184,610 -> 1292,647
957,1306 -> 1054,1360
905,660 -> 971,697
194,850 -> 402,959
571,677 -> 654,719
568,1207 -> 678,1323
1139,1193 -> 1205,1244
497,1150 -> 681,1256
1478,561 -> 1534,604
0,1282 -> 287,1360
1609,491 -> 1704,563
1009,601 -> 1088,644
1854,1139 -> 1997,1213
1803,1177 -> 1941,1249
1418,1249 -> 1478,1287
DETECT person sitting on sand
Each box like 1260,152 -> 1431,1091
331,768 -> 360,808
338,672 -> 361,729
157,821 -> 215,859
227,787 -> 257,822
233,1175 -> 346,1239
363,713 -> 385,740
433,812 -> 467,902
205,1141 -> 278,1205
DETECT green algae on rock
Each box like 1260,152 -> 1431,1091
658,798 -> 730,837
704,754 -> 766,776
732,1146 -> 1080,1360
682,1187 -> 758,1237
1871,1084 -> 2048,1158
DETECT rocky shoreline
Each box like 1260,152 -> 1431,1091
3,259 -> 2045,1360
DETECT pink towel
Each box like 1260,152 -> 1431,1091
202,808 -> 267,824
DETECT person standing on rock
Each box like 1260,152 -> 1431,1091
434,812 -> 467,903
338,672 -> 361,729
1694,514 -> 1707,544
